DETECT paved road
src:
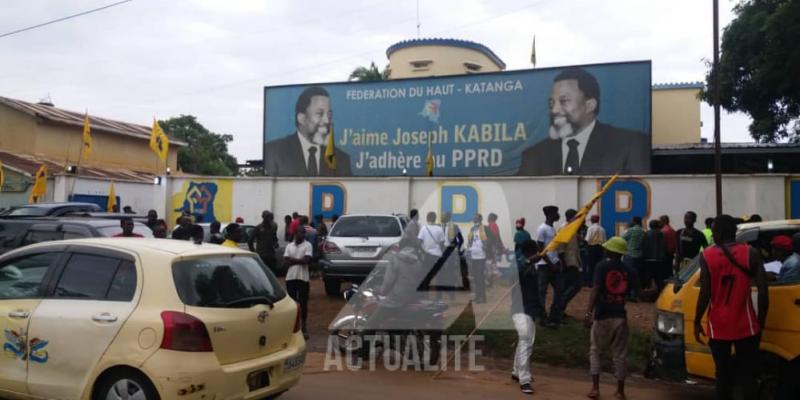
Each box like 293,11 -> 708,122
282,353 -> 714,400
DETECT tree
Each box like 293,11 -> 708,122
158,115 -> 239,176
348,62 -> 389,81
704,0 -> 800,142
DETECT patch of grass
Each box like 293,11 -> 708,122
444,305 -> 652,372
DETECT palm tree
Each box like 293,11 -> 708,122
348,62 -> 389,81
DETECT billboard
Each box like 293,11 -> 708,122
263,61 -> 651,177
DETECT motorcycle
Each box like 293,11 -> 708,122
330,283 -> 448,368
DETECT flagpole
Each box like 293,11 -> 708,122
68,110 -> 89,200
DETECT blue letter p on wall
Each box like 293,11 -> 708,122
310,183 -> 346,221
441,184 -> 479,224
599,179 -> 650,236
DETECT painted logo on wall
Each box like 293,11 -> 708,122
171,180 -> 233,225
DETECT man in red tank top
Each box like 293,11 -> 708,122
694,215 -> 768,400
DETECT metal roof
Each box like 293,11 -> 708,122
0,150 -> 157,183
386,38 -> 506,69
652,82 -> 704,90
0,96 -> 187,146
653,142 -> 800,155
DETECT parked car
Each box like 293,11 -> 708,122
319,214 -> 407,297
0,202 -> 102,218
0,218 -> 153,255
195,222 -> 256,248
0,238 -> 305,400
652,219 -> 800,399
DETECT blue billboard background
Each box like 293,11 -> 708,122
263,61 -> 651,176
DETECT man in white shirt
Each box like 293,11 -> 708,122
468,213 -> 488,304
284,228 -> 313,338
585,214 -> 607,286
536,205 -> 563,327
418,211 -> 446,279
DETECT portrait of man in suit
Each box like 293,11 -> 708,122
517,67 -> 650,176
264,86 -> 352,176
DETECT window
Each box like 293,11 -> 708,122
0,253 -> 60,299
107,260 -> 137,301
464,62 -> 483,73
329,216 -> 402,238
53,254 -> 123,300
410,60 -> 432,71
172,256 -> 285,308
23,230 -> 63,246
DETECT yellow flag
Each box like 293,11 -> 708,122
107,181 -> 117,212
542,174 -> 619,255
28,164 -> 47,204
0,160 -> 4,192
425,140 -> 434,177
324,123 -> 336,170
149,119 -> 169,161
81,111 -> 92,159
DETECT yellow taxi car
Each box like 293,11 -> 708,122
0,238 -> 305,400
652,220 -> 800,399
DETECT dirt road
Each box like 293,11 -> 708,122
283,353 -> 714,400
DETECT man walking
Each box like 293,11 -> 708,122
622,216 -> 645,293
536,206 -> 563,327
249,211 -> 280,274
511,240 -> 541,395
418,212 -> 446,286
557,209 -> 583,320
284,229 -> 313,339
642,220 -> 668,291
441,212 -> 464,297
585,236 -> 639,400
467,213 -> 489,304
675,211 -> 708,271
585,215 -> 607,287
659,215 -> 677,277
405,209 -> 420,241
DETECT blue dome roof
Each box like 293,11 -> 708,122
386,38 -> 506,69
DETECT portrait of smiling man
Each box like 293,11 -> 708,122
517,67 -> 650,176
264,86 -> 352,176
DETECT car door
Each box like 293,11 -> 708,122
0,251 -> 63,398
26,247 -> 139,400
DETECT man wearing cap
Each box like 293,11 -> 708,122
778,233 -> 800,284
765,235 -> 793,276
584,236 -> 639,400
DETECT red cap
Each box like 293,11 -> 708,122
772,235 -> 792,251
235,217 -> 244,223
516,218 -> 525,226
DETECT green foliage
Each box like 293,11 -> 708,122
348,62 -> 389,81
445,307 -> 651,372
158,115 -> 239,176
705,0 -> 800,142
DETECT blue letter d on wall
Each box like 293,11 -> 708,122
310,183 -> 346,221
599,179 -> 650,236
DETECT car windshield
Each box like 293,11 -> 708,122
172,255 -> 285,308
97,225 -> 154,238
329,216 -> 401,237
674,256 -> 700,284
6,207 -> 48,217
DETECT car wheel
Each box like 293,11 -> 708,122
94,370 -> 159,400
324,278 -> 341,297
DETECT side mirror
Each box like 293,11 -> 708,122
343,287 -> 357,301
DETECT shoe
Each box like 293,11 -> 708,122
511,374 -> 519,383
520,383 -> 533,394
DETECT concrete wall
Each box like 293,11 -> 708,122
388,45 -> 503,79
8,174 -> 794,247
0,105 -> 37,153
652,87 -> 702,145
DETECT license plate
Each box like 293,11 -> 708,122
283,352 -> 306,372
247,369 -> 270,392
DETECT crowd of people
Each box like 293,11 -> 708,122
122,206 -> 800,399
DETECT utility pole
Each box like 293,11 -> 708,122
713,0 -> 723,216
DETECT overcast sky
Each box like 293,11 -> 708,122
1,0 -> 751,162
